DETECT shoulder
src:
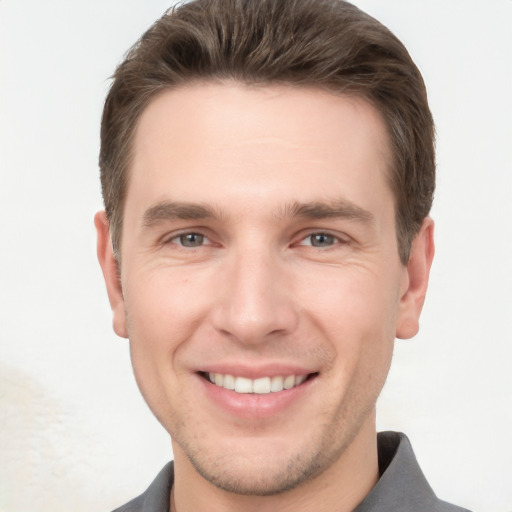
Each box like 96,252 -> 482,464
353,432 -> 473,512
111,462 -> 174,512
434,499 -> 472,512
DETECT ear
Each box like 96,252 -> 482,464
396,217 -> 435,339
94,211 -> 128,338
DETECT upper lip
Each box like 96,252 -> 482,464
197,363 -> 317,379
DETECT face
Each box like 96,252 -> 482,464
97,82 -> 433,496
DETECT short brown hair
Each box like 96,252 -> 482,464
100,0 -> 435,264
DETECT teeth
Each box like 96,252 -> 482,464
283,375 -> 295,389
253,377 -> 271,394
270,376 -> 284,392
295,375 -> 307,386
207,373 -> 309,394
235,377 -> 253,393
223,374 -> 235,390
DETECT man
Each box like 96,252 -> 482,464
95,0 -> 471,511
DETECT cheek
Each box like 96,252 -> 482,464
299,265 -> 399,335
123,272 -> 203,425
296,266 -> 398,382
122,273 -> 201,399
125,268 -> 208,343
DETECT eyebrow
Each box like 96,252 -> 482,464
141,198 -> 375,227
280,200 -> 375,224
142,201 -> 222,227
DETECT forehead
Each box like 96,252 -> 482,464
127,82 -> 393,218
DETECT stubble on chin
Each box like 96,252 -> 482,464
173,410 -> 368,497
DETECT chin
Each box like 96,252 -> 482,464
175,424 -> 354,497
188,448 -> 326,496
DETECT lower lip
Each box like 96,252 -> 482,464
197,374 -> 316,419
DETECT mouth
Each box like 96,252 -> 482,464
200,371 -> 317,394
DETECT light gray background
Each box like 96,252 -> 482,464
1,1 -> 511,511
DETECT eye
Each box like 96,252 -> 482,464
299,233 -> 340,248
172,232 -> 208,247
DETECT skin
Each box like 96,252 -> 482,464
96,82 -> 434,512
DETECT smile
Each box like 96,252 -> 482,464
206,372 -> 310,394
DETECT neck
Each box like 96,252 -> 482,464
171,411 -> 379,512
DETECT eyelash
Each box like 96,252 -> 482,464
165,232 -> 213,248
296,232 -> 347,249
163,230 -> 348,250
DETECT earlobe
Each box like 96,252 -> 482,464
94,211 -> 128,339
396,217 -> 435,340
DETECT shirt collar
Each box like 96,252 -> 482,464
354,431 -> 438,512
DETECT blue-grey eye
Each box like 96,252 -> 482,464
309,233 -> 336,247
179,233 -> 205,247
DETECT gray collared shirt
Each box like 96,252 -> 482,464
112,432 -> 472,512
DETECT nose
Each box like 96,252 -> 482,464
211,248 -> 299,345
